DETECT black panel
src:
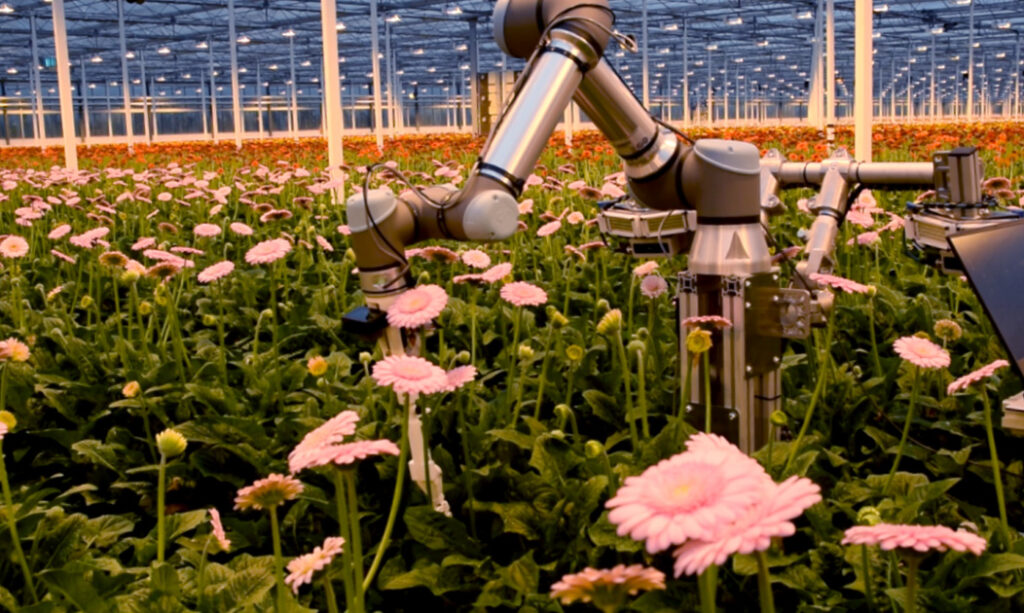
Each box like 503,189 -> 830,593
949,219 -> 1024,382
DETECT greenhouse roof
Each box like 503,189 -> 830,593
0,0 -> 1021,101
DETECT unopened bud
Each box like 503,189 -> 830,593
359,351 -> 373,365
596,309 -> 623,335
139,301 -> 153,315
627,339 -> 645,356
79,295 -> 93,309
584,439 -> 604,459
518,344 -> 535,361
417,271 -> 431,285
595,299 -> 610,316
155,428 -> 187,458
565,344 -> 585,363
122,381 -> 141,398
202,314 -> 217,327
857,506 -> 882,526
934,319 -> 962,343
634,327 -> 650,341
769,409 -> 788,427
0,410 -> 17,430
455,350 -> 471,365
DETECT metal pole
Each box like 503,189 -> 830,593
1016,33 -> 1021,118
227,0 -> 243,148
369,0 -> 384,149
255,62 -> 263,137
967,0 -> 974,119
140,52 -> 151,142
707,47 -> 712,124
682,22 -> 689,125
30,15 -> 46,147
117,0 -> 134,148
106,88 -> 113,137
320,0 -> 345,203
289,34 -> 298,140
469,19 -> 480,135
826,0 -> 836,135
51,0 -> 78,170
80,57 -> 91,144
385,21 -> 394,137
208,40 -> 218,140
906,49 -> 913,120
150,77 -> 158,139
641,0 -> 649,107
854,0 -> 873,161
930,39 -> 936,120
200,68 -> 209,137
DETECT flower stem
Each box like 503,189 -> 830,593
0,440 -> 38,603
534,324 -> 556,420
509,307 -> 522,424
636,348 -> 650,439
980,391 -> 1012,548
157,454 -> 167,563
784,315 -> 835,474
679,356 -> 696,421
333,472 -> 355,612
613,331 -> 638,451
345,470 -> 365,613
884,367 -> 920,494
861,545 -> 876,612
703,351 -> 712,433
362,398 -> 410,591
698,565 -> 718,613
457,395 -> 478,539
756,551 -> 776,613
323,574 -> 340,613
269,506 -> 288,611
868,296 -> 882,379
905,556 -> 920,613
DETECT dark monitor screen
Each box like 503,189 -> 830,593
949,218 -> 1024,382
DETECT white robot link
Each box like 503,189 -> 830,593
341,0 -> 1016,514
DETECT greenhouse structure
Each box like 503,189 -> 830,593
0,0 -> 1023,611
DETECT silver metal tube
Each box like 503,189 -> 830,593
478,33 -> 592,186
575,59 -> 659,159
774,161 -> 934,187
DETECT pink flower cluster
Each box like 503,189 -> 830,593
606,433 -> 820,576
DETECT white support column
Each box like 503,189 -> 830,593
79,57 -> 91,144
385,21 -> 395,137
227,0 -> 243,148
369,0 -> 384,149
1015,33 -> 1021,118
288,33 -> 298,140
200,69 -> 209,137
723,55 -> 729,123
255,62 -> 263,138
826,0 -> 836,135
906,49 -> 913,120
105,89 -> 113,137
320,0 -> 345,203
30,15 -> 46,147
469,19 -> 480,135
854,0 -> 873,162
208,40 -> 218,140
150,77 -> 158,138
51,0 -> 78,171
967,0 -> 975,119
707,47 -> 713,123
117,0 -> 134,148
140,52 -> 151,142
930,39 -> 937,120
682,22 -> 690,125
641,0 -> 649,107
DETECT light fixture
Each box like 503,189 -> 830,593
157,46 -> 171,55
455,43 -> 468,51
996,52 -> 1007,59
237,35 -> 251,44
282,28 -> 295,37
0,4 -> 14,14
268,64 -> 278,70
796,10 -> 813,20
445,4 -> 462,16
300,60 -> 311,67
917,46 -> 928,52
663,23 -> 679,31
195,41 -> 208,49
931,25 -> 945,35
953,0 -> 971,6
239,67 -> 247,73
90,54 -> 103,63
727,16 -> 742,26
156,75 -> 166,82
386,14 -> 401,23
336,21 -> 346,31
775,54 -> 787,61
413,48 -> 425,55
875,3 -> 889,12
757,39 -> 769,47
706,44 -> 718,51
5,67 -> 17,74
125,51 -> 136,59
996,21 -> 1012,30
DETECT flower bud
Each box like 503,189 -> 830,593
554,404 -> 572,422
686,329 -> 713,354
866,284 -> 878,297
202,314 -> 217,327
455,350 -> 471,365
565,344 -> 584,363
596,308 -> 623,335
358,351 -> 373,365
933,319 -> 962,343
517,344 -> 535,361
627,339 -> 645,356
344,248 -> 357,262
79,295 -> 94,309
260,308 -> 274,320
584,439 -> 604,459
0,410 -> 16,430
139,301 -> 153,316
155,428 -> 187,458
417,271 -> 431,285
547,307 -> 569,329
122,381 -> 141,398
769,409 -> 788,427
307,356 -> 328,377
634,327 -> 650,341
595,299 -> 610,317
121,270 -> 140,283
856,506 -> 882,526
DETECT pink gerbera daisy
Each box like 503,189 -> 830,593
453,273 -> 484,284
681,315 -> 733,329
500,281 -> 547,307
444,365 -> 477,392
632,261 -> 659,277
245,238 -> 292,265
208,508 -> 231,552
48,224 -> 72,240
197,260 -> 235,283
229,222 -> 254,236
566,211 -> 586,225
289,411 -> 361,474
842,523 -> 987,556
550,564 -> 665,607
672,475 -> 821,576
810,272 -> 871,294
481,262 -> 513,284
947,359 -> 1010,395
640,274 -> 668,299
285,536 -> 345,594
194,223 -> 222,238
537,220 -> 562,237
0,235 -> 29,259
371,355 -> 449,395
606,433 -> 773,553
386,284 -> 448,329
132,237 -> 156,251
322,439 -> 401,467
234,474 -> 304,511
316,235 -> 334,252
461,249 -> 491,269
893,336 -> 950,369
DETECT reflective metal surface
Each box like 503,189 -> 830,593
688,222 -> 773,276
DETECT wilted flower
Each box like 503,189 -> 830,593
234,474 -> 304,511
933,319 -> 963,343
550,564 -> 665,610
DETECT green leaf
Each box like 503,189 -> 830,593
588,512 -> 642,553
71,439 -> 125,474
528,433 -> 576,484
964,553 -> 1024,579
582,389 -> 621,424
502,551 -> 539,596
379,562 -> 442,592
403,505 -> 481,556
149,563 -> 180,597
467,501 -> 540,540
38,566 -> 112,613
0,586 -> 19,613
